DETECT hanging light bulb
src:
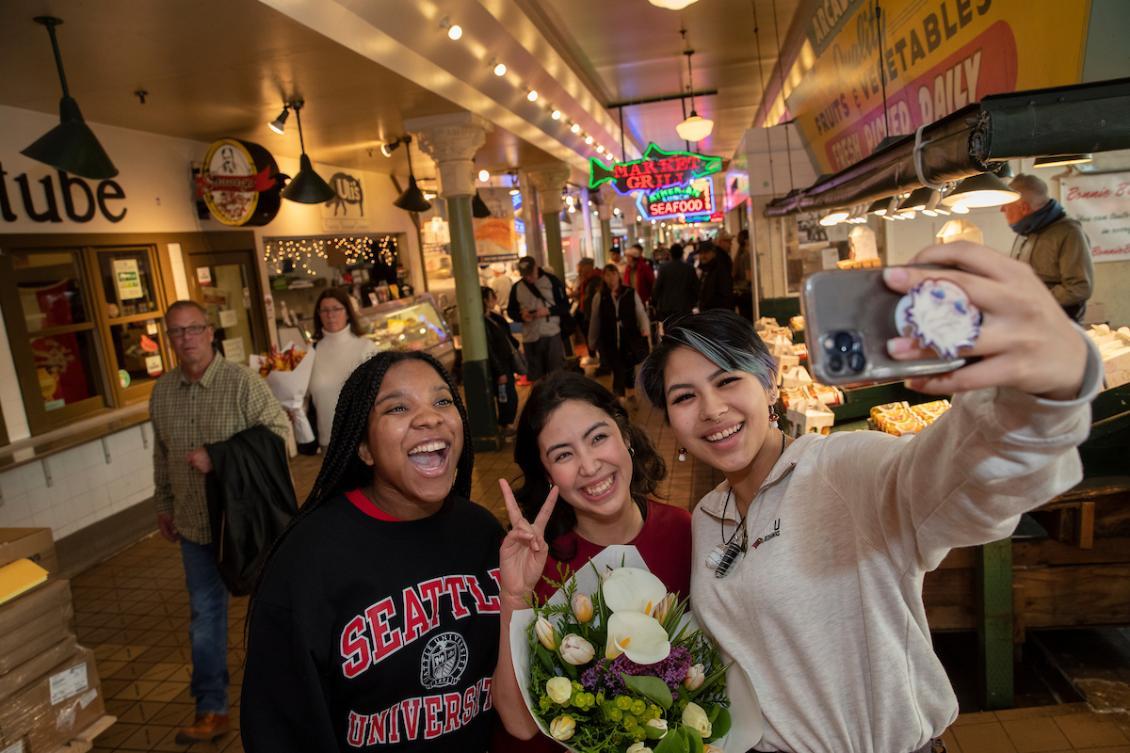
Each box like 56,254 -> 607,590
20,17 -> 117,179
941,171 -> 1019,209
675,30 -> 714,143
440,17 -> 463,40
281,100 -> 336,204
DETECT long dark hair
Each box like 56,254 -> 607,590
313,288 -> 366,340
512,371 -> 665,561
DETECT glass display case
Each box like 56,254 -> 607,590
357,294 -> 456,373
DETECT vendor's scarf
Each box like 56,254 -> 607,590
1010,198 -> 1066,236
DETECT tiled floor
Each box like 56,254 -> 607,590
73,372 -> 1129,752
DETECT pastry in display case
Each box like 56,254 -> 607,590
357,294 -> 456,373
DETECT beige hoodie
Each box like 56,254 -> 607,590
691,340 -> 1102,753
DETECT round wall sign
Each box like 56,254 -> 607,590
198,139 -> 282,226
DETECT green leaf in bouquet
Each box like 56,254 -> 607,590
705,705 -> 731,741
561,660 -> 578,680
655,730 -> 689,753
535,643 -> 557,673
682,726 -> 705,753
620,673 -> 673,711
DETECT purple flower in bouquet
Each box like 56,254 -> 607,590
581,646 -> 692,695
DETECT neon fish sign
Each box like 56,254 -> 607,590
589,143 -> 722,194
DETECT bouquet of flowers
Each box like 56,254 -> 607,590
249,344 -> 316,444
510,546 -> 730,753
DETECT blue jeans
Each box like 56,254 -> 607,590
180,539 -> 230,715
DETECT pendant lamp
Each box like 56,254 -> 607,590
472,192 -> 492,218
897,186 -> 933,214
649,0 -> 700,8
940,171 -> 1018,209
675,30 -> 713,143
281,100 -> 336,204
21,17 -> 118,179
393,136 -> 432,213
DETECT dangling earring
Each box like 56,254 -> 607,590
677,447 -> 688,462
768,409 -> 779,429
628,446 -> 635,457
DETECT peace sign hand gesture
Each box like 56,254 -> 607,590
498,479 -> 559,611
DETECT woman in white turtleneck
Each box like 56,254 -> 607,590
307,289 -> 377,450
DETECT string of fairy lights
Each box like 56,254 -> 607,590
264,235 -> 398,275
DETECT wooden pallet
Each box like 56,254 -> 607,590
47,715 -> 116,753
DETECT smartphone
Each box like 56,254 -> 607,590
801,266 -> 966,385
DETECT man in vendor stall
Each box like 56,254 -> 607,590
150,301 -> 289,744
1003,173 -> 1094,321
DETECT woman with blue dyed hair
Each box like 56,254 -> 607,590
637,243 -> 1102,753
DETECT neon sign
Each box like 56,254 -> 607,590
638,178 -> 715,220
589,143 -> 722,195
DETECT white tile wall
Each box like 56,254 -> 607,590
0,423 -> 156,539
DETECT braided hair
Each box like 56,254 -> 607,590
250,350 -> 473,616
512,371 -> 665,562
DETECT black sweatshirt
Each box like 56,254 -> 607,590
241,493 -> 505,752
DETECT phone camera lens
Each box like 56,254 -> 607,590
848,352 -> 866,373
833,332 -> 855,353
828,354 -> 845,373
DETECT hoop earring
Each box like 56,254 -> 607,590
677,447 -> 687,462
628,446 -> 635,457
768,409 -> 779,428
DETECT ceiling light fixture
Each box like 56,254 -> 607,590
440,17 -> 463,40
819,209 -> 850,227
20,16 -> 117,179
940,169 -> 1019,209
649,0 -> 700,8
268,105 -> 290,135
280,99 -> 336,204
527,90 -> 539,102
472,191 -> 492,218
570,123 -> 581,134
392,135 -> 432,213
675,28 -> 714,143
509,188 -> 520,196
897,186 -> 933,214
1034,154 -> 1093,168
478,168 -> 490,183
584,135 -> 594,145
921,190 -> 948,217
551,109 -> 562,120
867,197 -> 893,216
493,61 -> 507,77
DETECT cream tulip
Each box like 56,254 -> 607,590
602,568 -> 667,615
626,743 -> 653,753
704,746 -> 725,753
605,611 -> 671,664
550,715 -> 576,741
559,634 -> 596,665
653,592 -> 677,622
645,718 -> 668,739
683,663 -> 705,691
681,702 -> 712,738
571,592 -> 594,623
546,676 -> 573,705
535,616 -> 558,651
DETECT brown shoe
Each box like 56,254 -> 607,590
175,713 -> 230,744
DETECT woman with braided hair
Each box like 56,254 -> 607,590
241,350 -> 506,752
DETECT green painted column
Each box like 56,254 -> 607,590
599,219 -> 612,264
407,112 -> 499,451
543,213 -> 565,279
528,163 -> 571,280
977,538 -> 1014,708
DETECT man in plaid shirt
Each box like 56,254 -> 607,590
150,300 -> 288,744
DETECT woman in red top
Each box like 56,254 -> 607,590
490,371 -> 692,746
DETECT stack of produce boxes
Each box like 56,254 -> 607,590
0,528 -> 110,752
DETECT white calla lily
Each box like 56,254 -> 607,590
605,610 -> 671,664
602,567 -> 667,615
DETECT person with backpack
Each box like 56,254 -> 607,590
588,263 -> 651,405
507,256 -> 572,382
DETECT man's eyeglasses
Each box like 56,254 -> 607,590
166,324 -> 209,339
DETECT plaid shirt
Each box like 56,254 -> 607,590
150,354 -> 289,544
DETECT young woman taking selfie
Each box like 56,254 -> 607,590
637,243 -> 1101,753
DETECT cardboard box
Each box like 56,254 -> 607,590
0,529 -> 58,575
0,646 -> 104,753
0,580 -> 73,675
0,635 -> 77,704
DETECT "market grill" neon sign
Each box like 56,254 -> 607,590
589,143 -> 722,195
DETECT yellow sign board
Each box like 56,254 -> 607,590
787,0 -> 1091,174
